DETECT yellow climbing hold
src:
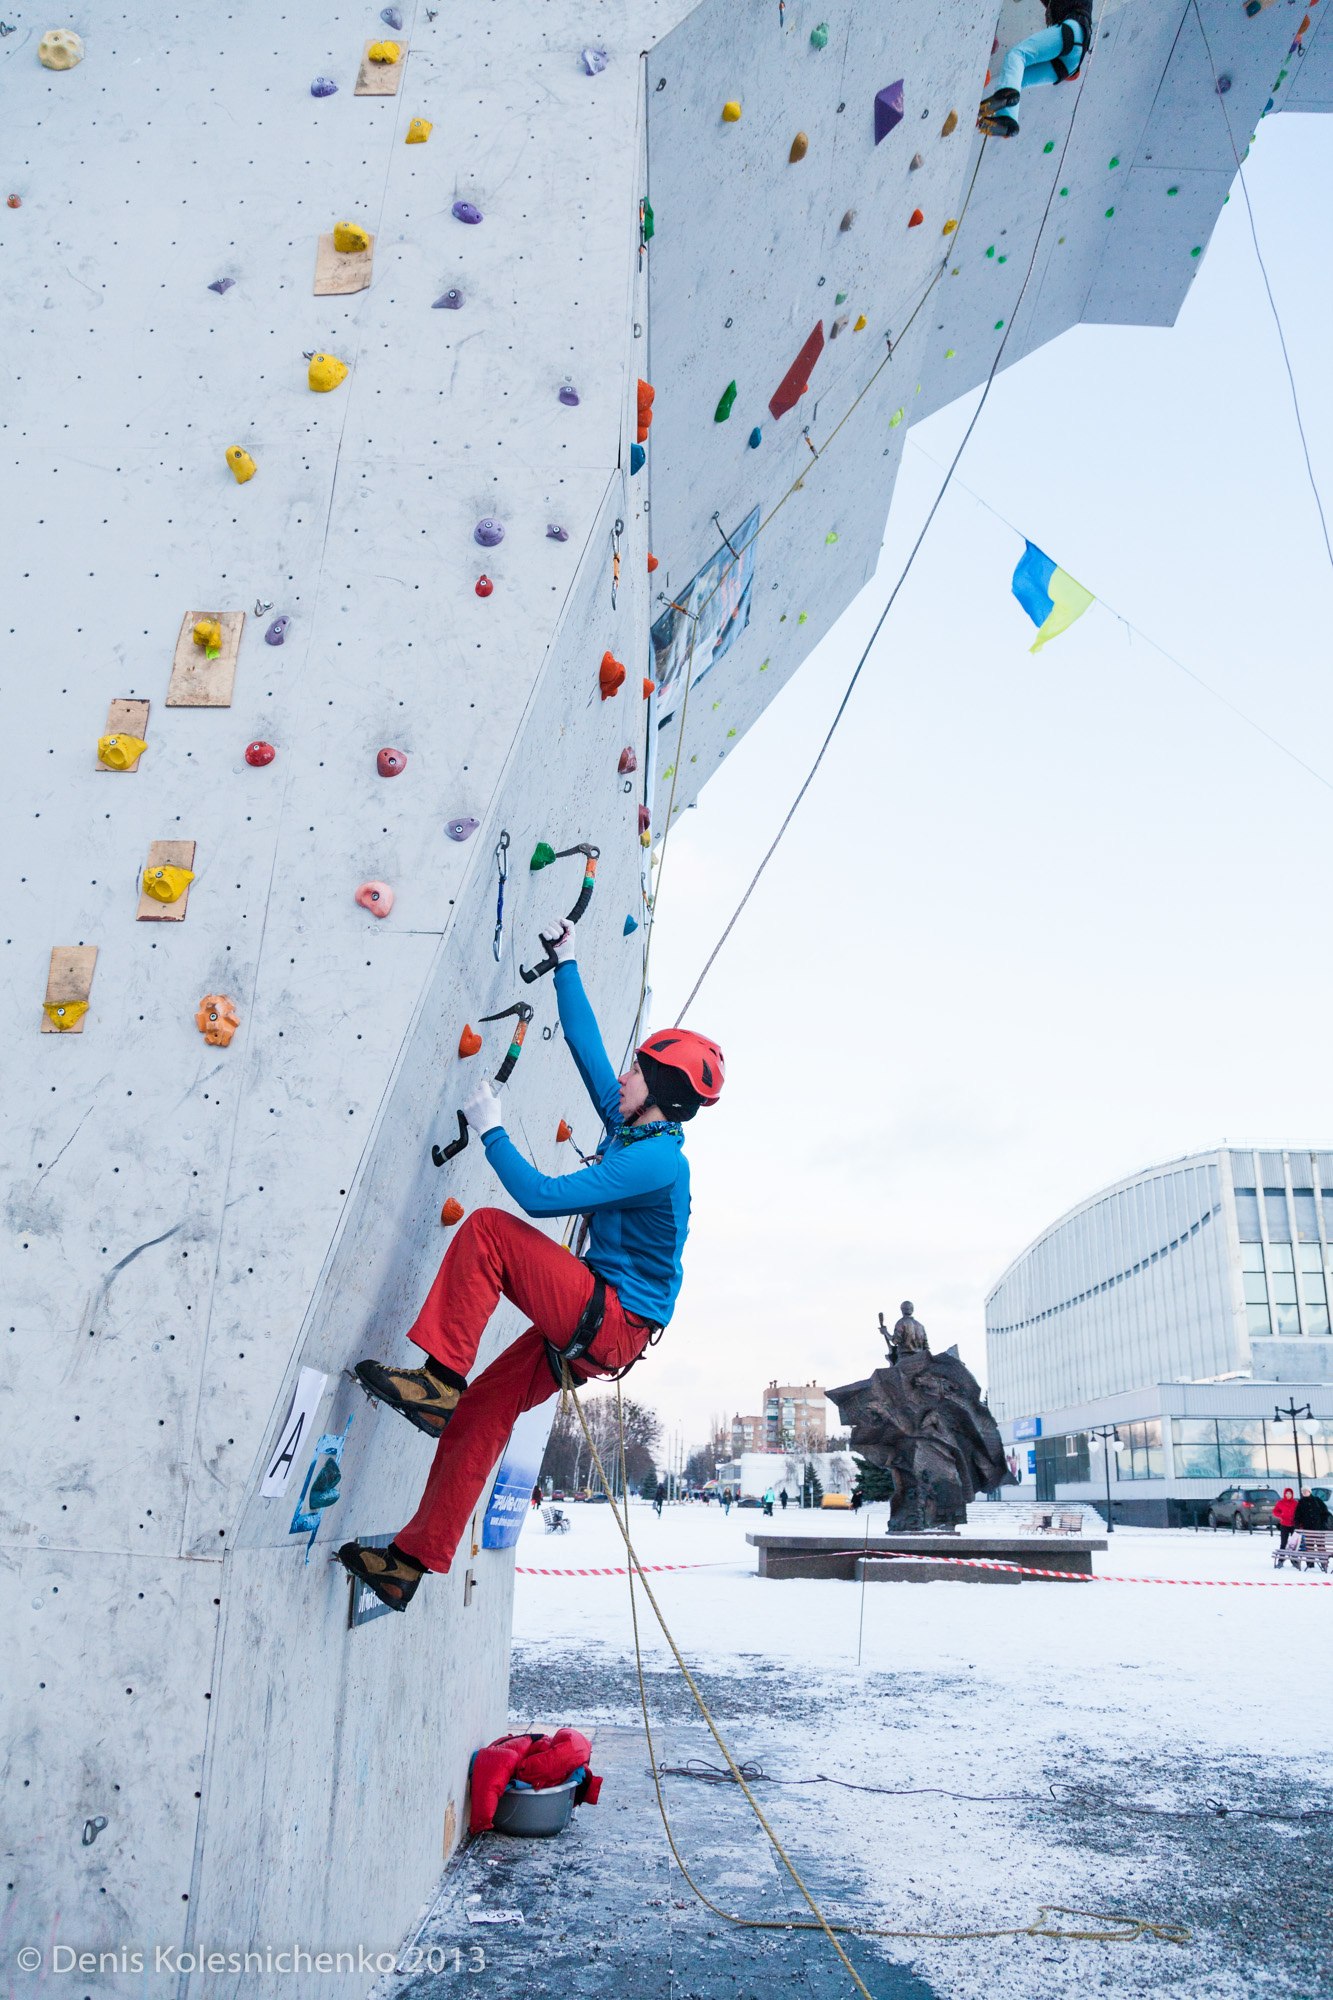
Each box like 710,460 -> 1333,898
367,40 -> 401,63
142,864 -> 195,904
308,352 -> 349,393
942,218 -> 958,235
853,314 -> 868,331
333,220 -> 371,253
789,131 -> 809,162
43,999 -> 89,1030
193,617 -> 223,654
97,733 -> 148,771
38,27 -> 83,69
941,109 -> 959,137
405,118 -> 433,143
722,100 -> 742,122
226,447 -> 256,484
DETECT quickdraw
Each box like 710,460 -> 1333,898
520,843 -> 600,983
431,1001 -> 534,1165
491,830 -> 510,963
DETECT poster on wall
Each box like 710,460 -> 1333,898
650,504 -> 759,723
482,1400 -> 558,1549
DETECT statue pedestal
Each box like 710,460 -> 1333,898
856,1556 -> 1020,1586
746,1532 -> 1107,1581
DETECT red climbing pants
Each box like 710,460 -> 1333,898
393,1207 -> 652,1573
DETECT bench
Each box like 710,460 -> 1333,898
1274,1531 -> 1330,1572
541,1504 -> 570,1536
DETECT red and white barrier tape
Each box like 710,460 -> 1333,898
859,1551 -> 1333,1587
515,1561 -> 724,1577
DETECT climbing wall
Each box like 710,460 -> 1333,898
2,3 -> 1325,1994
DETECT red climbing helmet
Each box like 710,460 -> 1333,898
636,1028 -> 725,1108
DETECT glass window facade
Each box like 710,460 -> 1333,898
1169,1417 -> 1333,1481
1117,1419 -> 1164,1481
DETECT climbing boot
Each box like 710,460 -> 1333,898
353,1357 -> 464,1439
979,87 -> 1020,114
977,111 -> 1019,138
336,1539 -> 425,1612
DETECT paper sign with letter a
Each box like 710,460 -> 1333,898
262,1367 -> 329,1497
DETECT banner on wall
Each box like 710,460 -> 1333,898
482,1400 -> 558,1549
650,504 -> 759,721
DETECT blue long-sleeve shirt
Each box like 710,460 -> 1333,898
480,962 -> 690,1326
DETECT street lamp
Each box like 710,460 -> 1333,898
1088,1423 -> 1122,1534
1275,1398 -> 1313,1491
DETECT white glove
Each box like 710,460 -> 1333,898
461,1078 -> 502,1136
540,916 -> 577,964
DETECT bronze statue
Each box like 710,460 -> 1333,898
834,1304 -> 1014,1530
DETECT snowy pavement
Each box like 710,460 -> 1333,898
498,1499 -> 1331,1999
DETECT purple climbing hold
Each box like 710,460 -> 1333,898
445,817 -> 480,842
452,200 -> 483,225
580,45 -> 609,75
558,383 -> 581,407
874,80 -> 904,143
380,6 -> 403,27
433,288 -> 464,309
264,615 -> 289,646
474,518 -> 505,548
208,278 -> 235,295
1216,72 -> 1232,94
546,524 -> 569,542
310,77 -> 338,97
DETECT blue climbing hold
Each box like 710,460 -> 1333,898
546,524 -> 569,541
474,518 -> 505,547
630,442 -> 646,474
434,288 -> 464,309
208,277 -> 234,295
623,914 -> 639,936
381,6 -> 403,26
748,426 -> 762,449
452,201 -> 483,226
310,77 -> 338,97
445,817 -> 480,842
558,383 -> 581,407
581,45 -> 609,75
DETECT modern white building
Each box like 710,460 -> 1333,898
986,1149 -> 1333,1524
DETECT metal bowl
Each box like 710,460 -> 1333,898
490,1778 -> 580,1838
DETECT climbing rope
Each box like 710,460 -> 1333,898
550,1370 -> 1189,1979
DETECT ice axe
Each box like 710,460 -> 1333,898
431,1001 -> 534,1165
520,843 -> 600,983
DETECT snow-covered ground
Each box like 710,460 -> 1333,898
510,1499 -> 1332,1998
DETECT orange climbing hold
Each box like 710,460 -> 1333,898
599,651 -> 626,700
195,994 -> 240,1047
647,552 -> 659,573
642,678 -> 656,699
556,1119 -> 574,1144
908,209 -> 924,228
440,1198 -> 465,1227
458,1024 -> 482,1058
636,378 -> 655,444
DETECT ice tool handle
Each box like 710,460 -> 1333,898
520,845 -> 601,983
431,1002 -> 534,1166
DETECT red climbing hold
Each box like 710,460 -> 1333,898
458,1024 -> 482,1058
599,651 -> 626,700
908,208 -> 924,228
6,194 -> 21,209
637,805 -> 651,835
556,1119 -> 574,1144
440,1198 -> 465,1227
636,379 -> 655,444
768,322 -> 825,421
475,574 -> 494,598
618,746 -> 638,774
244,740 -> 276,767
647,552 -> 659,573
642,678 -> 656,700
377,746 -> 408,777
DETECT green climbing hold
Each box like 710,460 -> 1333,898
1190,245 -> 1202,257
797,611 -> 808,625
889,408 -> 904,426
530,841 -> 556,871
642,198 -> 655,240
1043,140 -> 1054,154
1167,185 -> 1178,196
986,244 -> 995,258
835,291 -> 848,305
1108,155 -> 1119,168
944,347 -> 955,358
810,21 -> 829,48
714,379 -> 738,423
997,254 -> 1007,264
759,658 -> 771,671
994,319 -> 1004,330
1059,187 -> 1069,198
825,530 -> 838,545
661,764 -> 675,779
726,728 -> 737,739
1104,206 -> 1115,218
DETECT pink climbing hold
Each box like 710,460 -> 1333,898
874,81 -> 904,143
355,880 -> 395,917
376,747 -> 408,777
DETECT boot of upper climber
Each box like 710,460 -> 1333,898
977,111 -> 1019,137
979,86 -> 1020,113
353,1356 -> 464,1438
336,1539 -> 425,1612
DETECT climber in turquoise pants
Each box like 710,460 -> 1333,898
978,0 -> 1090,137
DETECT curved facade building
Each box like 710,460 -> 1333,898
985,1149 -> 1333,1524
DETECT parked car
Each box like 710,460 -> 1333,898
1207,1487 -> 1279,1531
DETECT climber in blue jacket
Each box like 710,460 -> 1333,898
338,916 -> 725,1609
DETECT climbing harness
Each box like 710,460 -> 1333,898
544,1270 -> 606,1387
519,844 -> 600,983
491,830 -> 510,963
431,1001 -> 533,1165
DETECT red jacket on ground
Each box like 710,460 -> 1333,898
468,1729 -> 602,1833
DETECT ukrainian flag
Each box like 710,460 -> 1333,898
1011,540 -> 1093,653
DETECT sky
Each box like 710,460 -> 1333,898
634,109 -> 1333,1453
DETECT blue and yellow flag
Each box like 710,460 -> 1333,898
1011,541 -> 1093,653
